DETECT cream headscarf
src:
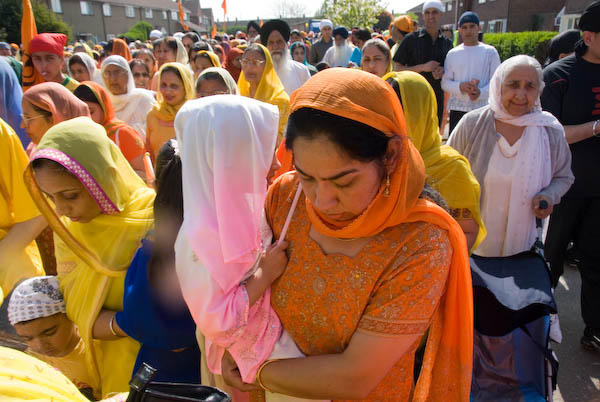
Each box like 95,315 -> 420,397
100,55 -> 155,139
196,67 -> 239,95
68,52 -> 103,84
479,55 -> 564,256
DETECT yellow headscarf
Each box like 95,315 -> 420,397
0,118 -> 43,295
0,346 -> 127,402
196,50 -> 221,68
153,62 -> 195,121
383,71 -> 486,250
25,117 -> 155,398
238,44 -> 289,137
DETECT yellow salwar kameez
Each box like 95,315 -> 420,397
0,118 -> 44,295
25,117 -> 155,398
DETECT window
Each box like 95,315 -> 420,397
145,8 -> 153,18
171,10 -> 178,19
184,12 -> 189,21
478,0 -> 485,4
162,10 -> 168,20
107,34 -> 116,40
446,2 -> 452,12
50,0 -> 62,13
487,19 -> 507,33
103,3 -> 111,16
125,5 -> 135,17
80,1 -> 93,15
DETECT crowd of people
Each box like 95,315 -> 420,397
0,0 -> 599,400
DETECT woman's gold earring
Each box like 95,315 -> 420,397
383,173 -> 390,197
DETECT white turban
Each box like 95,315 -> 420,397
320,19 -> 333,29
423,0 -> 444,12
8,276 -> 66,325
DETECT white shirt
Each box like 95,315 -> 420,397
275,59 -> 311,95
442,43 -> 501,112
322,44 -> 354,68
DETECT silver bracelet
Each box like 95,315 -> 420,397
109,314 -> 119,337
593,120 -> 600,138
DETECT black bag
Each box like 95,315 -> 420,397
126,363 -> 231,402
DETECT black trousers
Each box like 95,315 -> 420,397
449,110 -> 467,135
545,197 -> 600,329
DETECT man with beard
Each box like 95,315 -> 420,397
322,27 -> 354,67
393,0 -> 453,128
309,19 -> 334,65
261,19 -> 311,95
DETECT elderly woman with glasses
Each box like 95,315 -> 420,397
238,43 -> 289,140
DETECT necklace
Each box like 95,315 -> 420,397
496,136 -> 518,159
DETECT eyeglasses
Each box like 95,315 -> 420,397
21,114 -> 47,124
198,91 -> 231,97
240,58 -> 266,67
102,69 -> 128,79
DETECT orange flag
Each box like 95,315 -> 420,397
22,0 -> 43,91
211,24 -> 217,39
177,0 -> 189,31
259,19 -> 264,27
221,0 -> 227,14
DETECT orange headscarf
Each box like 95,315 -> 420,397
76,81 -> 130,138
23,82 -> 90,125
111,38 -> 131,61
289,68 -> 473,401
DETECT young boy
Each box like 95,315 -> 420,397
29,33 -> 79,91
8,276 -> 98,399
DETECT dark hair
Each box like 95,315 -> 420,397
183,32 -> 200,43
160,65 -> 183,82
73,84 -> 100,105
385,78 -> 403,107
195,71 -> 227,92
247,21 -> 260,33
192,41 -> 212,52
147,140 -> 183,289
192,51 -> 211,63
31,158 -> 73,177
103,40 -> 113,53
243,43 -> 266,59
68,54 -> 86,69
155,37 -> 178,54
315,61 -> 330,71
286,108 -> 390,163
355,28 -> 371,42
132,48 -> 155,62
129,59 -> 149,74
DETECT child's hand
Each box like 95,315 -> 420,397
260,241 -> 289,281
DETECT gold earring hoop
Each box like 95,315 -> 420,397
383,173 -> 391,197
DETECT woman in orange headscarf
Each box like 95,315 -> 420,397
73,81 -> 145,176
221,68 -> 473,402
111,38 -> 131,61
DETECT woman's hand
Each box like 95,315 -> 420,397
221,350 -> 260,392
532,195 -> 553,219
92,309 -> 127,340
260,241 -> 289,282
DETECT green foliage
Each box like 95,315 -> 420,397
225,25 -> 248,35
483,31 -> 557,63
323,0 -> 385,29
0,0 -> 72,43
122,21 -> 153,41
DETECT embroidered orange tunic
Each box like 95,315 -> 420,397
258,174 -> 452,401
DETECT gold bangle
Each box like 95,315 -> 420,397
256,358 -> 282,392
109,314 -> 120,337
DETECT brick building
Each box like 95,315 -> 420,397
42,0 -> 213,43
408,0 -> 566,32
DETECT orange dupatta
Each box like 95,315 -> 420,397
112,38 -> 131,61
288,68 -> 473,401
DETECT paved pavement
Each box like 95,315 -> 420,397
552,265 -> 600,402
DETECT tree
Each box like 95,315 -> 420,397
270,0 -> 307,18
122,21 -> 153,41
375,10 -> 393,31
323,0 -> 385,29
0,0 -> 72,44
